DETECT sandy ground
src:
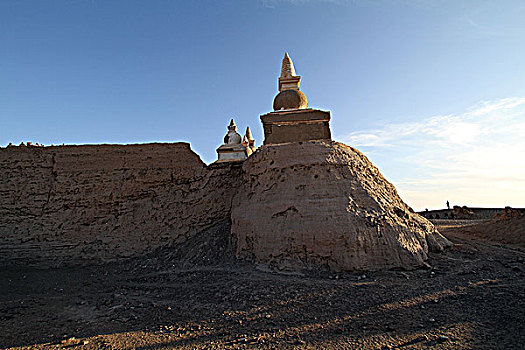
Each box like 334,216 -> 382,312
1,220 -> 524,350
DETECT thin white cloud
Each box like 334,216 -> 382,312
337,97 -> 525,210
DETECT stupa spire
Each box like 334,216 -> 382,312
244,126 -> 256,154
245,126 -> 254,141
281,52 -> 297,78
228,119 -> 237,131
262,53 -> 331,145
278,52 -> 302,92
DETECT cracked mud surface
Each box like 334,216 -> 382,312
1,221 -> 524,349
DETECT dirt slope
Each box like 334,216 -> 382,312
439,215 -> 525,248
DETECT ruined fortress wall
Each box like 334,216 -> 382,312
418,208 -> 523,220
0,143 -> 241,267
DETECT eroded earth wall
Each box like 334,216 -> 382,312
0,143 -> 242,267
231,141 -> 451,272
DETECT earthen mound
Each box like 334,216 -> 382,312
453,205 -> 476,219
456,214 -> 525,247
231,140 -> 451,272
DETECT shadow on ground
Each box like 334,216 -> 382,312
1,221 -> 524,349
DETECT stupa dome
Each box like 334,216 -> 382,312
273,89 -> 308,110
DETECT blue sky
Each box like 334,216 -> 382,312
1,0 -> 524,210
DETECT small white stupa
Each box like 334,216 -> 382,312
216,119 -> 255,162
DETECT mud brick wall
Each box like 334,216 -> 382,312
0,143 -> 242,267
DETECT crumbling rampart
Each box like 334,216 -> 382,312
0,143 -> 242,267
1,140 -> 451,272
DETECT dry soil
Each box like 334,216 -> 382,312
1,220 -> 524,349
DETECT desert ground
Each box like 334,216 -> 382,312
1,219 -> 524,350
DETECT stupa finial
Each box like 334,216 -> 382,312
281,52 -> 297,78
245,126 -> 254,141
278,52 -> 302,93
274,52 -> 307,109
243,126 -> 257,155
228,119 -> 237,131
